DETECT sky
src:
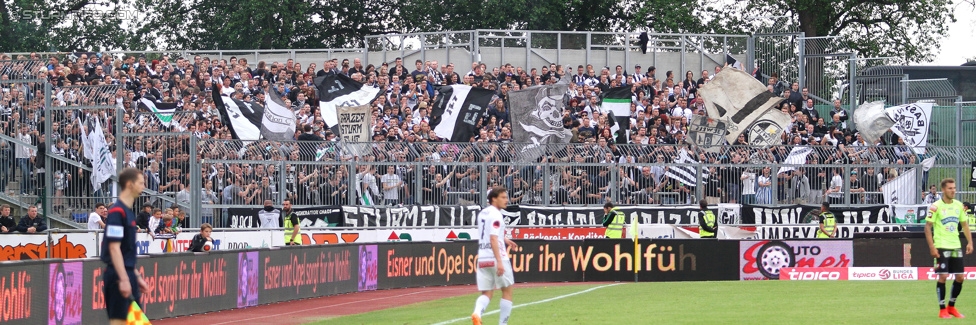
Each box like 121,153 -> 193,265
921,1 -> 975,65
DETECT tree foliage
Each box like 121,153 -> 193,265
742,0 -> 955,63
0,0 -> 145,53
0,0 -> 960,66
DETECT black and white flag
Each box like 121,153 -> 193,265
137,98 -> 178,128
777,146 -> 814,174
726,54 -> 743,70
602,86 -> 632,144
685,115 -> 728,152
698,68 -> 786,145
213,84 -> 262,141
315,74 -> 380,138
510,81 -> 572,162
885,102 -> 933,154
430,85 -> 494,142
262,90 -> 297,141
665,149 -> 698,187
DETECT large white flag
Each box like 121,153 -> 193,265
882,169 -> 917,205
851,101 -> 893,145
80,116 -> 115,190
886,102 -> 933,154
698,68 -> 786,145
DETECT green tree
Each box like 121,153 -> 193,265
133,0 -> 406,50
0,0 -> 144,53
741,0 -> 955,63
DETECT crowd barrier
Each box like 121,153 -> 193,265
224,203 -> 928,228
4,238 -> 976,323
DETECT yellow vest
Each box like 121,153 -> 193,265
284,213 -> 299,244
816,212 -> 836,238
604,208 -> 626,239
700,211 -> 716,238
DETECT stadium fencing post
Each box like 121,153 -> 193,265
190,136 -> 202,228
43,81 -> 52,226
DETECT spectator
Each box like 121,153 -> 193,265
188,223 -> 214,252
154,208 -> 180,236
380,165 -> 402,206
0,204 -> 15,233
825,168 -> 844,205
740,168 -> 757,204
88,202 -> 107,230
136,204 -> 152,231
148,208 -> 162,237
15,124 -> 34,195
756,167 -> 772,204
17,206 -> 45,233
923,185 -> 941,204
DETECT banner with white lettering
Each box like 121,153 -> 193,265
341,205 -> 482,227
740,204 -> 891,225
227,206 -> 344,228
515,205 -> 739,226
755,225 -> 905,239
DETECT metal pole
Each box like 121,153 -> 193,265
901,75 -> 909,105
585,32 -> 592,67
479,162 -> 488,207
680,36 -> 686,79
115,104 -> 124,185
956,97 -> 963,188
556,32 -> 562,65
624,32 -> 630,72
797,36 -> 805,89
526,32 -> 532,70
277,160 -> 286,206
44,82 -> 52,227
848,54 -> 857,112
190,136 -> 201,227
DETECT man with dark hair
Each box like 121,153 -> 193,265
472,187 -> 517,325
926,178 -> 973,318
698,200 -> 717,238
101,168 -> 148,324
282,199 -> 300,245
88,202 -> 107,230
0,204 -> 15,233
602,202 -> 625,238
816,202 -> 836,238
297,124 -> 323,161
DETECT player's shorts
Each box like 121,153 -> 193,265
934,249 -> 965,274
476,258 -> 514,291
103,267 -> 141,320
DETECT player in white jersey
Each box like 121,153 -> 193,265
472,187 -> 517,325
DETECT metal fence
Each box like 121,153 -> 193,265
178,141 -> 976,228
365,30 -> 750,84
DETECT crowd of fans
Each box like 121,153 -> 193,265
0,51 -> 927,227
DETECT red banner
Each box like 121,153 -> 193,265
507,227 -> 606,240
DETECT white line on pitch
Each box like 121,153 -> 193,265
430,283 -> 624,325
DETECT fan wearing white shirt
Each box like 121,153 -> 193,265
87,203 -> 108,230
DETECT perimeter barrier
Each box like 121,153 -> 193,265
3,237 -> 976,323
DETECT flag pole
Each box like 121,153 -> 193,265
632,216 -> 639,283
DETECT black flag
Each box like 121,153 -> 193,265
430,85 -> 494,142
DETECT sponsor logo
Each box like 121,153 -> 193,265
0,236 -> 89,260
780,267 -> 847,280
509,227 -> 605,240
739,240 -> 852,280
918,267 -> 976,280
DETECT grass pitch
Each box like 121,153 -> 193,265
312,281 -> 968,324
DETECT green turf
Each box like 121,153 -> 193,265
311,281 -> 972,325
